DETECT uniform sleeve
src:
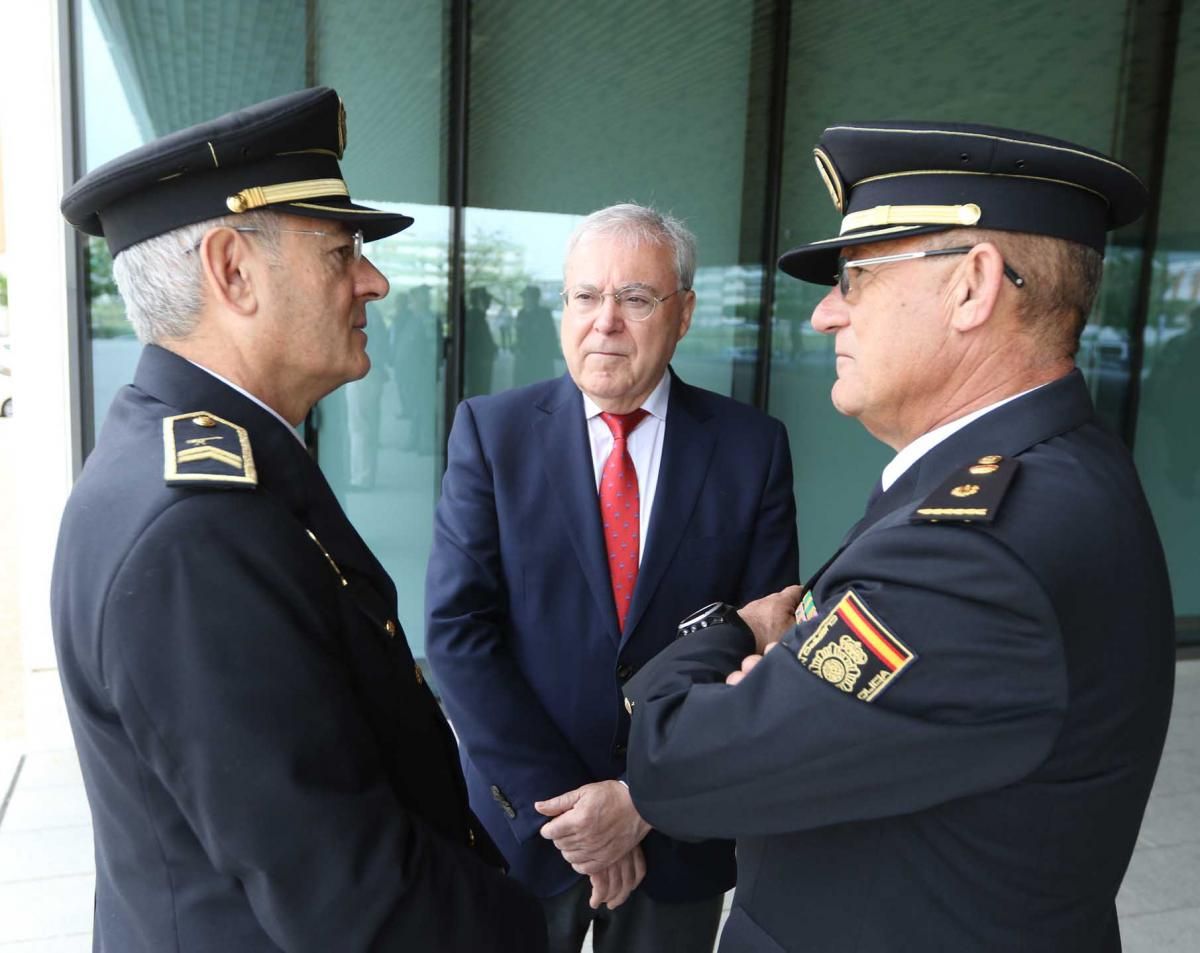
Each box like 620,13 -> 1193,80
624,521 -> 1068,840
100,493 -> 546,953
736,418 -> 800,602
425,401 -> 593,842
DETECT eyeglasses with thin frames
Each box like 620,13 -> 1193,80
559,286 -> 688,322
835,245 -> 1025,298
187,226 -> 364,264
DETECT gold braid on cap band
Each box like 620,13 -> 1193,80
226,178 -> 349,213
840,203 -> 982,234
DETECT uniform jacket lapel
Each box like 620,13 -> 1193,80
534,375 -> 622,641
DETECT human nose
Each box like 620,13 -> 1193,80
810,287 -> 847,336
357,256 -> 390,301
591,293 -> 624,332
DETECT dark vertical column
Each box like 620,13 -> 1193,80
442,0 -> 470,473
65,0 -> 93,466
1110,0 -> 1182,448
732,0 -> 791,410
302,0 -> 320,458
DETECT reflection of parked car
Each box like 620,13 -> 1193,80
1,339 -> 12,416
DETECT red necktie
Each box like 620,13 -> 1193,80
599,410 -> 649,631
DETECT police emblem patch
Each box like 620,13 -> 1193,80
796,590 -> 916,702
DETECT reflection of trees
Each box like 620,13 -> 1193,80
463,227 -> 535,312
88,237 -> 132,338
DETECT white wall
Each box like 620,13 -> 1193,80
0,0 -> 80,747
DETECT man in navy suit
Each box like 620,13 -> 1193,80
623,123 -> 1176,952
426,204 -> 799,952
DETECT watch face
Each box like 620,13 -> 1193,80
678,601 -> 724,629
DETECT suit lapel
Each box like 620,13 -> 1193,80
622,377 -> 715,643
534,377 -> 622,641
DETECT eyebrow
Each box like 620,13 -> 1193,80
573,281 -> 658,292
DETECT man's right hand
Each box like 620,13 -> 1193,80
738,584 -> 803,654
587,844 -> 646,910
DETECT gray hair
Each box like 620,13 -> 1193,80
111,210 -> 282,343
565,203 -> 696,289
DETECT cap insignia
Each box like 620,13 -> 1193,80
813,147 -> 845,214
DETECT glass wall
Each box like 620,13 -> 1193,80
769,0 -> 1141,573
1134,0 -> 1200,641
73,0 -> 1200,651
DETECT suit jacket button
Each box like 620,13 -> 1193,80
490,785 -> 503,801
613,743 -> 627,757
467,827 -> 476,847
414,664 -> 424,685
503,804 -> 516,819
385,619 -> 397,638
624,697 -> 634,715
616,664 -> 634,681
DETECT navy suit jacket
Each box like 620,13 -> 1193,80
625,370 -> 1175,952
426,370 -> 799,900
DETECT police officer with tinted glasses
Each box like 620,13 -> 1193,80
623,121 -> 1175,952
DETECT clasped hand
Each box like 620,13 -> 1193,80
536,780 -> 651,909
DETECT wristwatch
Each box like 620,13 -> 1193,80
677,601 -> 751,638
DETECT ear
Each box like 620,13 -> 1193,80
197,227 -> 260,317
676,289 -> 697,341
950,242 -> 1006,333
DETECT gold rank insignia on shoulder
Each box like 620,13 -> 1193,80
162,411 -> 257,488
796,590 -> 916,702
911,454 -> 1019,524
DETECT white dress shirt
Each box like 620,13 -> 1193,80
583,372 -> 671,563
185,358 -> 306,445
881,383 -> 1047,491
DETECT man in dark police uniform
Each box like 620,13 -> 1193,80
623,121 -> 1176,952
53,88 -> 546,952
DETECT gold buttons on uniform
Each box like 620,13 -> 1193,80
385,619 -> 397,638
467,827 -> 476,848
950,484 -> 981,498
969,464 -> 999,475
624,697 -> 634,715
193,414 -> 216,428
977,455 -> 1002,465
414,664 -> 425,686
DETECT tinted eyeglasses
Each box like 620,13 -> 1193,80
835,245 -> 1026,297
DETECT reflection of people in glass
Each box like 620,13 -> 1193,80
513,284 -> 559,386
392,284 -> 439,453
346,301 -> 389,489
1146,303 -> 1200,496
465,286 -> 498,397
495,300 -> 515,351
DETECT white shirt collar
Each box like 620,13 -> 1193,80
881,383 -> 1047,491
184,359 -> 306,445
582,370 -> 671,421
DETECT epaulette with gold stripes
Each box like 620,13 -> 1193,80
162,412 -> 257,489
911,454 -> 1018,524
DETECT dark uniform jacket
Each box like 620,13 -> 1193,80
51,344 -> 546,953
625,370 -> 1175,952
425,371 -> 799,901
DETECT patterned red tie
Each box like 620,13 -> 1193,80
599,409 -> 649,631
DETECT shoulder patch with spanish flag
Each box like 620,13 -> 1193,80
796,590 -> 916,702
